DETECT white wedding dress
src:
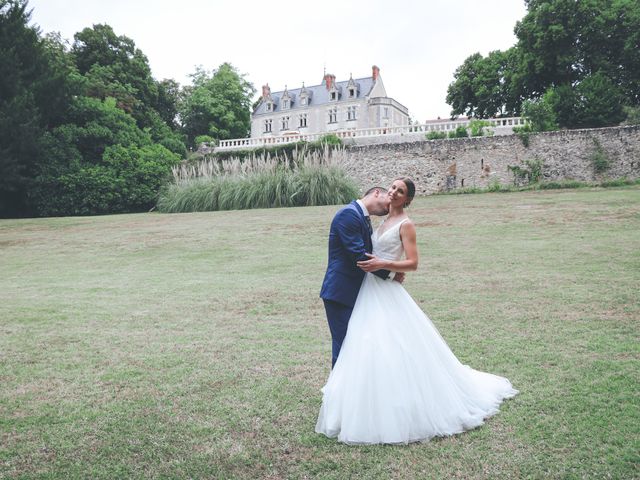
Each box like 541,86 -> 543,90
315,218 -> 518,444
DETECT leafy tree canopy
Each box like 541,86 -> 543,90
31,96 -> 180,216
179,63 -> 256,147
71,24 -> 161,128
0,0 -> 76,216
446,0 -> 639,127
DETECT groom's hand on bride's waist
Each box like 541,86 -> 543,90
357,253 -> 397,274
393,272 -> 405,284
356,253 -> 385,272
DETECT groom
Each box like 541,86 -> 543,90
320,186 -> 403,367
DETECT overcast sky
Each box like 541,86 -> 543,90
28,0 -> 527,123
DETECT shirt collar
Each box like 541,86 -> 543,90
356,199 -> 369,217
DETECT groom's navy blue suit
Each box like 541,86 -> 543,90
320,200 -> 391,367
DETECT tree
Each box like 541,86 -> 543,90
155,78 -> 181,129
447,48 -> 526,118
70,24 -> 186,158
521,96 -> 558,132
71,24 -> 160,129
446,0 -> 640,126
572,72 -> 626,128
515,0 -> 640,102
0,0 -> 76,216
30,96 -> 180,216
179,63 -> 256,147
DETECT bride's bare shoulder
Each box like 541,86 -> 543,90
399,217 -> 417,235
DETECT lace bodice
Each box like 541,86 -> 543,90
372,218 -> 409,262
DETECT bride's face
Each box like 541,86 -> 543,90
388,180 -> 409,208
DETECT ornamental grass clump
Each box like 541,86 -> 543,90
157,145 -> 358,212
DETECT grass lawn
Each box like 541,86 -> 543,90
1,187 -> 639,479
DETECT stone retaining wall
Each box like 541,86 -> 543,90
339,125 -> 640,195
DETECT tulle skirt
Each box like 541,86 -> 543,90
316,273 -> 518,445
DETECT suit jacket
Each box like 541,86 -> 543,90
320,201 -> 390,307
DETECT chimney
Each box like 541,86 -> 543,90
372,65 -> 380,81
261,84 -> 271,98
324,73 -> 335,90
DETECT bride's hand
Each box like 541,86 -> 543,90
357,253 -> 388,272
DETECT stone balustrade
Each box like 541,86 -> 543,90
214,117 -> 528,152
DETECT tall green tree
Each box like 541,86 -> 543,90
70,24 -> 186,157
517,0 -> 640,102
179,63 -> 256,147
0,0 -> 76,216
446,49 -> 523,118
30,96 -> 180,216
446,0 -> 639,126
71,24 -> 159,128
156,78 -> 181,129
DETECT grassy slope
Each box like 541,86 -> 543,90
1,187 -> 638,479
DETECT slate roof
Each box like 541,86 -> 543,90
253,76 -> 375,115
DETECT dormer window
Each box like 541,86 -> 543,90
280,87 -> 293,110
330,91 -> 337,101
266,101 -> 273,112
299,83 -> 311,107
346,74 -> 359,99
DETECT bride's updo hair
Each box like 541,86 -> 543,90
396,177 -> 416,207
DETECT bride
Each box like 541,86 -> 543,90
315,177 -> 518,444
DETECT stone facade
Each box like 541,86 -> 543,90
338,125 -> 640,194
251,66 -> 409,139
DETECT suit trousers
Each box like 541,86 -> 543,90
323,299 -> 354,368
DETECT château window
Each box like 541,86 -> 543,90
348,88 -> 356,98
300,97 -> 307,106
282,99 -> 290,110
281,116 -> 289,131
266,102 -> 273,112
330,91 -> 337,101
328,107 -> 337,124
264,119 -> 272,133
299,113 -> 308,128
347,106 -> 357,121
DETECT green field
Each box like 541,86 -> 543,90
1,187 -> 639,479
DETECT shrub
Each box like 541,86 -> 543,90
512,124 -> 532,147
468,119 -> 492,137
31,143 -> 180,216
315,133 -> 343,146
539,180 -> 588,190
590,138 -> 610,174
487,178 -> 503,192
621,106 -> 640,126
426,131 -> 447,140
508,158 -> 543,185
600,177 -> 640,187
194,135 -> 215,147
448,126 -> 469,139
522,97 -> 558,132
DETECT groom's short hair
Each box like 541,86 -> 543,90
363,186 -> 386,197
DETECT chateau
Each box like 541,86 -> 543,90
251,66 -> 409,139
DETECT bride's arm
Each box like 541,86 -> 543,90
357,222 -> 419,273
